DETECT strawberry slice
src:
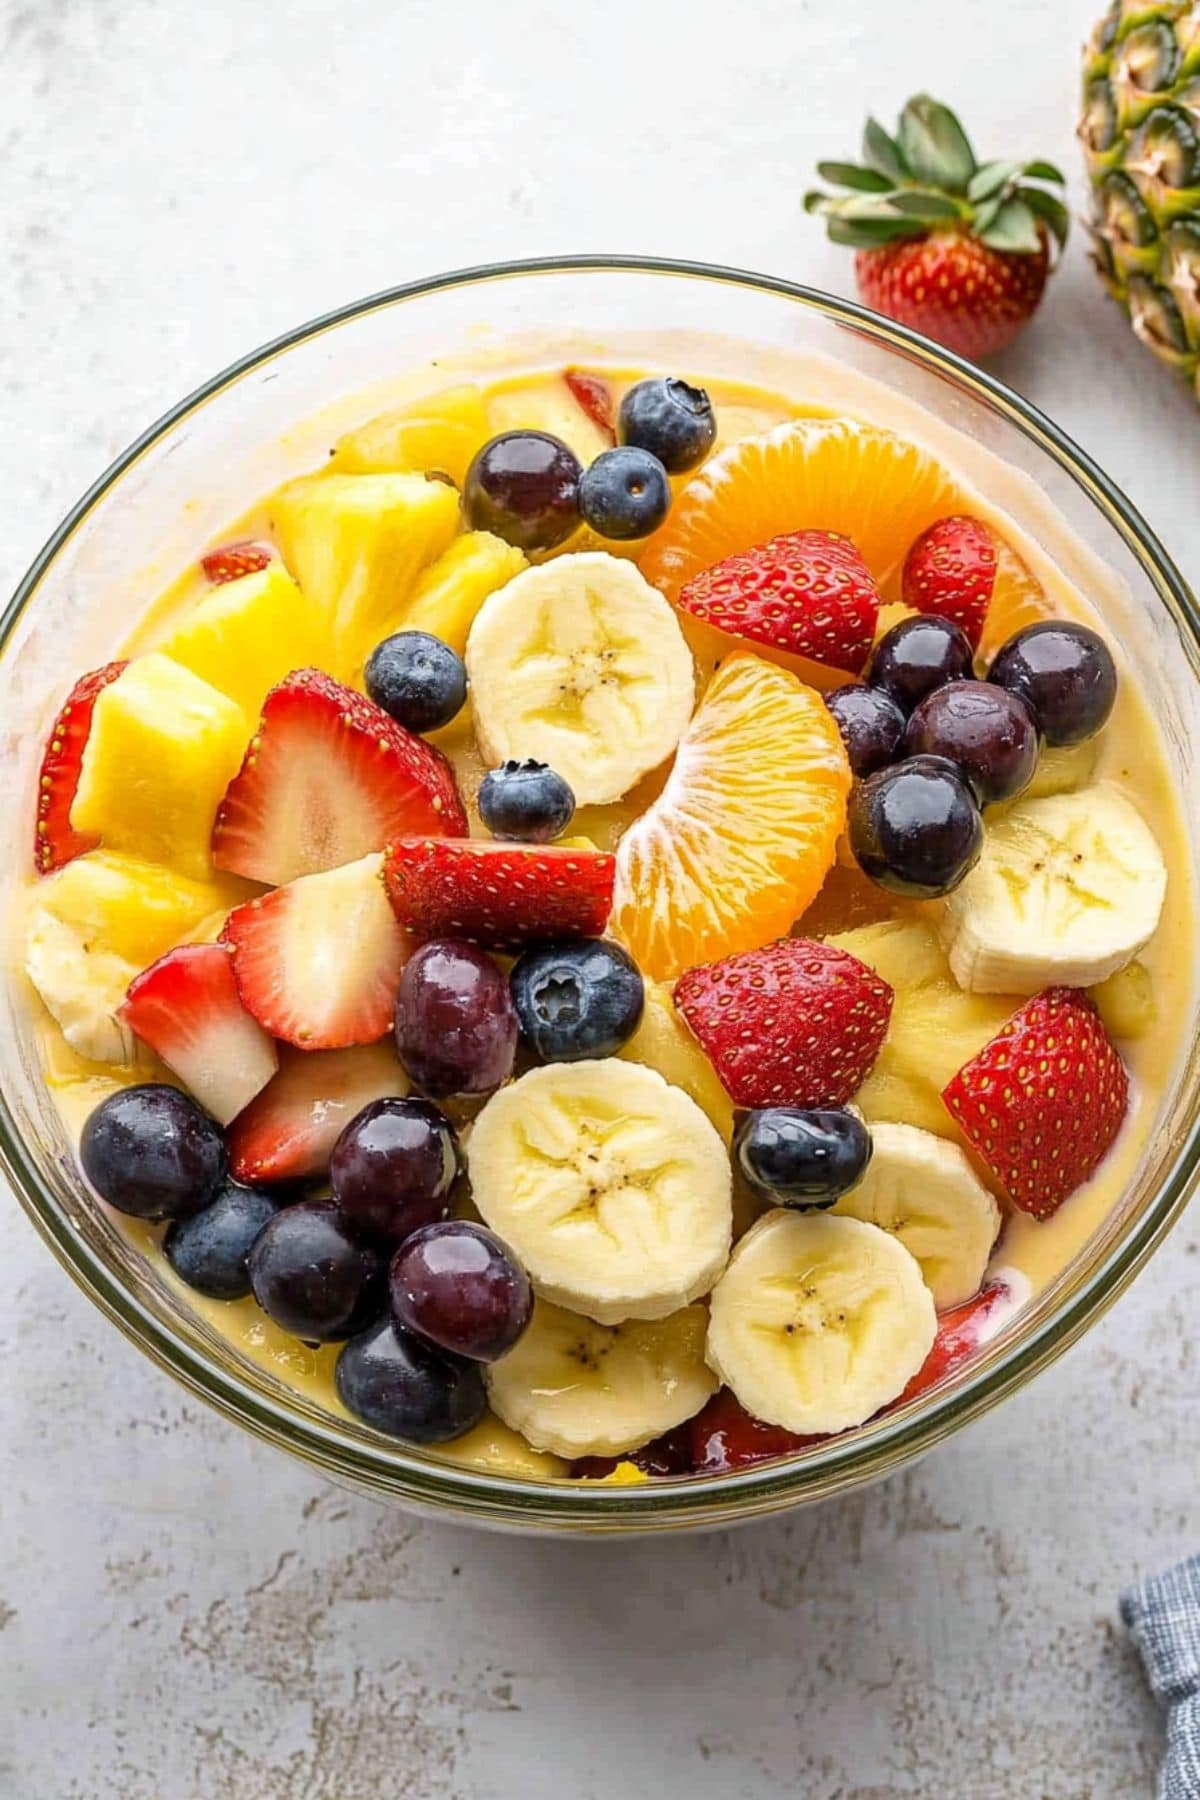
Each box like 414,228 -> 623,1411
200,540 -> 274,586
227,1042 -> 407,1184
901,516 -> 996,649
119,942 -> 278,1125
687,1390 -> 823,1473
943,988 -> 1129,1219
563,369 -> 617,443
211,667 -> 466,886
33,661 -> 128,874
383,837 -> 615,950
675,937 -> 893,1108
676,530 -> 880,673
222,853 -> 407,1049
897,1280 -> 1013,1406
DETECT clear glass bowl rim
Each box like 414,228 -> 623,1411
3,253 -> 1199,1529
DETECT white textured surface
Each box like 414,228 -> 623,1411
3,1 -> 1198,1794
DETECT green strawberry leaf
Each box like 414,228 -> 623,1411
967,159 -> 1023,203
826,215 -> 921,249
972,195 -> 1005,235
815,160 -> 894,193
887,189 -> 964,219
1020,185 -> 1071,248
897,95 -> 977,192
977,197 -> 1043,254
862,117 -> 910,184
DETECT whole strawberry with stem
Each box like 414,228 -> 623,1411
806,94 -> 1069,360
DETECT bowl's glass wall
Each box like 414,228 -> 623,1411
2,264 -> 1198,1532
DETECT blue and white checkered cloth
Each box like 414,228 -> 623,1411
1122,1555 -> 1200,1798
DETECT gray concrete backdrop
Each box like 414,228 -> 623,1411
4,1 -> 1198,1794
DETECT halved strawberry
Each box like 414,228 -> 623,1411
33,662 -> 128,874
901,516 -> 996,649
897,1280 -> 1013,1407
942,988 -> 1129,1219
200,540 -> 274,586
675,937 -> 893,1108
227,1042 -> 407,1183
119,942 -> 278,1125
211,667 -> 466,886
383,837 -> 615,950
686,1389 -> 823,1473
222,853 -> 407,1049
563,369 -> 616,443
676,530 -> 880,673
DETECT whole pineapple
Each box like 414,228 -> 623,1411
1081,2 -> 1200,395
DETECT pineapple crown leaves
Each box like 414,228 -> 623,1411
805,94 -> 1070,258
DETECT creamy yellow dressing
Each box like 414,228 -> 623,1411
27,356 -> 1197,1481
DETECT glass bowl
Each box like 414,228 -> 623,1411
2,257 -> 1198,1534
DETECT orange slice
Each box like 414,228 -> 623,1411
640,417 -> 967,604
610,652 -> 850,981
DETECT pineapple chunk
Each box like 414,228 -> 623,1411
331,383 -> 491,488
161,564 -> 330,721
404,532 -> 528,657
70,655 -> 249,880
620,980 -> 733,1145
25,850 -> 249,1065
1091,959 -> 1156,1040
487,381 -> 613,467
270,472 -> 460,677
825,919 -> 1016,1142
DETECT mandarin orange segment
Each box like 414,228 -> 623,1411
977,536 -> 1052,661
639,416 -> 967,606
610,652 -> 851,981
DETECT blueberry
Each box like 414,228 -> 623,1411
249,1200 -> 386,1342
478,759 -> 575,843
335,1315 -> 487,1443
164,1178 -> 280,1299
463,431 -> 582,552
848,756 -> 983,898
618,377 -> 716,473
80,1084 -> 225,1221
867,615 -> 974,715
364,630 -> 467,734
735,1108 -> 872,1207
578,447 -> 671,541
510,938 -> 644,1061
988,621 -> 1117,746
825,684 -> 907,778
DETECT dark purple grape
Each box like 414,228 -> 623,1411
79,1084 -> 224,1221
848,756 -> 983,898
390,1221 -> 532,1362
335,1315 -> 487,1443
463,431 -> 582,552
164,1178 -> 279,1299
394,939 -> 518,1098
867,615 -> 974,714
988,621 -> 1117,745
905,679 -> 1039,805
329,1097 -> 459,1247
248,1201 -> 384,1342
824,684 -> 907,777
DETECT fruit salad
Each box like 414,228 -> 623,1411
21,357 -> 1195,1487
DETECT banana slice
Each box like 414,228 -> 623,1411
25,907 -> 144,1066
832,1121 -> 1000,1309
465,552 -> 695,806
940,785 -> 1167,995
467,1059 -> 731,1325
485,1298 -> 716,1460
706,1211 -> 936,1436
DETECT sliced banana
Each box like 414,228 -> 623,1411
940,785 -> 1167,995
706,1211 -> 936,1436
465,552 -> 695,806
485,1298 -> 716,1460
832,1121 -> 1000,1309
25,907 -> 144,1066
467,1059 -> 732,1325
